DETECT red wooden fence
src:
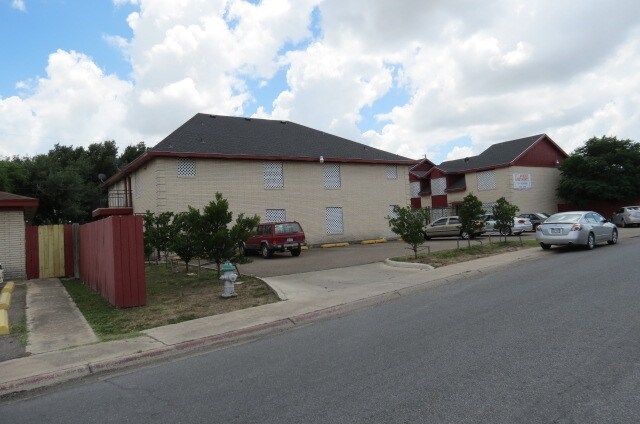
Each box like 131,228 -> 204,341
79,215 -> 146,308
25,226 -> 39,280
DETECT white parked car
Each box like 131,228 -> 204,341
481,214 -> 533,236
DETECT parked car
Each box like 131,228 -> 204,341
535,211 -> 618,250
241,221 -> 306,258
611,206 -> 640,228
481,214 -> 533,235
424,216 -> 485,240
517,212 -> 550,230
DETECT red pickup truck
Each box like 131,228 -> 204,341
241,221 -> 306,258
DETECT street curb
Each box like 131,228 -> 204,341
384,259 -> 434,270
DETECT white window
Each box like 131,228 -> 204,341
410,181 -> 421,198
388,205 -> 400,219
323,163 -> 341,189
477,170 -> 497,191
325,207 -> 344,234
431,177 -> 446,196
177,158 -> 196,177
386,165 -> 398,179
265,209 -> 286,222
264,161 -> 284,189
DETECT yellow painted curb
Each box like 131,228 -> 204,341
320,242 -> 350,248
0,291 -> 11,310
2,281 -> 15,293
301,246 -> 309,250
361,239 -> 387,245
0,310 -> 8,335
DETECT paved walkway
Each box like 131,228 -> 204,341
0,247 -> 552,397
25,279 -> 98,354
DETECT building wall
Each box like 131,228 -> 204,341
420,166 -> 562,214
119,158 -> 410,244
0,210 -> 26,279
508,166 -> 562,214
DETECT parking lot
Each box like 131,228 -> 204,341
236,226 -> 640,278
236,232 -> 536,277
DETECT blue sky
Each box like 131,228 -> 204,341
1,1 -> 135,95
1,0 -> 638,162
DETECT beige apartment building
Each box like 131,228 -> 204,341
409,134 -> 569,218
100,114 -> 415,245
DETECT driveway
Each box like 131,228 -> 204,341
237,232 -> 537,277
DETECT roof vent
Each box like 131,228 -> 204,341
464,157 -> 469,162
245,117 -> 251,121
210,115 -> 216,118
280,121 -> 286,124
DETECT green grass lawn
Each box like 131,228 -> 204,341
391,239 -> 539,267
63,264 -> 279,341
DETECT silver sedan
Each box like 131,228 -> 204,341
535,211 -> 618,250
611,206 -> 640,228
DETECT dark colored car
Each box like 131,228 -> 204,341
241,221 -> 306,258
517,212 -> 550,230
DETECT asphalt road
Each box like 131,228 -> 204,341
3,235 -> 639,422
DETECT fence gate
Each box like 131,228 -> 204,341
25,224 -> 74,279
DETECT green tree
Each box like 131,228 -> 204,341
492,197 -> 519,237
142,211 -> 176,264
558,136 -> 640,205
201,193 -> 260,276
458,193 -> 484,239
170,207 -> 203,272
0,157 -> 28,193
119,142 -> 148,167
387,206 -> 430,259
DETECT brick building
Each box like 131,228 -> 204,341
100,114 -> 416,244
409,134 -> 569,219
0,192 -> 38,279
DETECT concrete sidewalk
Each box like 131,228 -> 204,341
0,248 -> 547,397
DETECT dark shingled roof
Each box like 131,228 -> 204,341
151,114 -> 413,163
438,134 -> 544,173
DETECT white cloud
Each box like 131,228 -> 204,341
446,146 -> 475,161
2,0 -> 640,164
266,41 -> 393,141
0,50 -> 135,157
11,0 -> 26,12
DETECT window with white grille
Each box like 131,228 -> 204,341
265,209 -> 286,222
386,165 -> 398,179
431,177 -> 446,195
388,205 -> 400,219
325,207 -> 344,234
264,161 -> 284,189
477,170 -> 497,191
410,181 -> 421,198
323,163 -> 341,189
177,158 -> 196,177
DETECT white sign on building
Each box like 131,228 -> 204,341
513,173 -> 532,190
